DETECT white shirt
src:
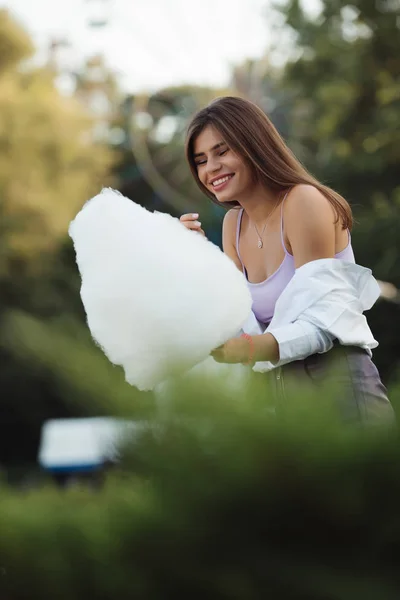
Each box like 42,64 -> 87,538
241,259 -> 380,373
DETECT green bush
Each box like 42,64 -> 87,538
0,379 -> 399,600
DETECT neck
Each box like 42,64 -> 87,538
237,183 -> 284,227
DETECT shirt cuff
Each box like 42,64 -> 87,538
253,320 -> 334,373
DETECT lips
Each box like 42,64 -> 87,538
210,174 -> 234,189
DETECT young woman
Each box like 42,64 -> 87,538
180,96 -> 394,424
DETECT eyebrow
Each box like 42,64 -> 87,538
193,141 -> 226,159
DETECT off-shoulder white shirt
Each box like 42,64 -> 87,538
240,259 -> 380,373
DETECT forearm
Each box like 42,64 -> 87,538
214,319 -> 333,366
251,333 -> 280,363
251,320 -> 334,373
243,321 -> 334,367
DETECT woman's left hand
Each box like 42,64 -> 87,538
211,337 -> 250,364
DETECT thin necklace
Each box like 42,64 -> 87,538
252,196 -> 281,249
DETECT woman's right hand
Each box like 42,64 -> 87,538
179,213 -> 206,236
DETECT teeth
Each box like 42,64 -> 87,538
212,175 -> 232,187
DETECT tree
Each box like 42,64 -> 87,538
277,0 -> 399,195
0,11 -> 115,469
275,0 -> 400,380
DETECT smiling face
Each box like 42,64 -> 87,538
192,125 -> 255,204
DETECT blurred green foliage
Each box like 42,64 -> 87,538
0,380 -> 399,599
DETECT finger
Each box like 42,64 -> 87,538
192,228 -> 206,236
212,354 -> 224,363
180,213 -> 199,222
183,221 -> 202,230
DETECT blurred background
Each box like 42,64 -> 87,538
0,0 -> 399,483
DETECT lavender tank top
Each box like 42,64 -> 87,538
236,196 -> 355,324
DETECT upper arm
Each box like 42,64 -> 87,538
222,209 -> 242,271
285,185 -> 336,269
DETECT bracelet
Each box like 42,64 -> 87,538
240,333 -> 255,365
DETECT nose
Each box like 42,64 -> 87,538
205,154 -> 222,174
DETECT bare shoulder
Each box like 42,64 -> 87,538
284,184 -> 335,223
283,185 -> 337,265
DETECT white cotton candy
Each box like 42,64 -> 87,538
69,188 -> 252,391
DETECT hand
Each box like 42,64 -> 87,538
211,337 -> 251,364
180,213 -> 206,236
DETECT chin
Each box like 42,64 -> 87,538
214,191 -> 237,204
214,196 -> 232,204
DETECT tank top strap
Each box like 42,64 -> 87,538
280,190 -> 291,255
235,208 -> 246,274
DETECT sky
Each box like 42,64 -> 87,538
2,0 -> 295,93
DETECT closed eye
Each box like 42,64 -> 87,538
195,148 -> 229,167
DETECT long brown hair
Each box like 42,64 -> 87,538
185,96 -> 352,230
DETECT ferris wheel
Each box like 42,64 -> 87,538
124,56 -> 281,215
45,1 -> 287,215
79,1 -> 274,216
127,88 -> 228,215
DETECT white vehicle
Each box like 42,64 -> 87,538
38,417 -> 139,487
